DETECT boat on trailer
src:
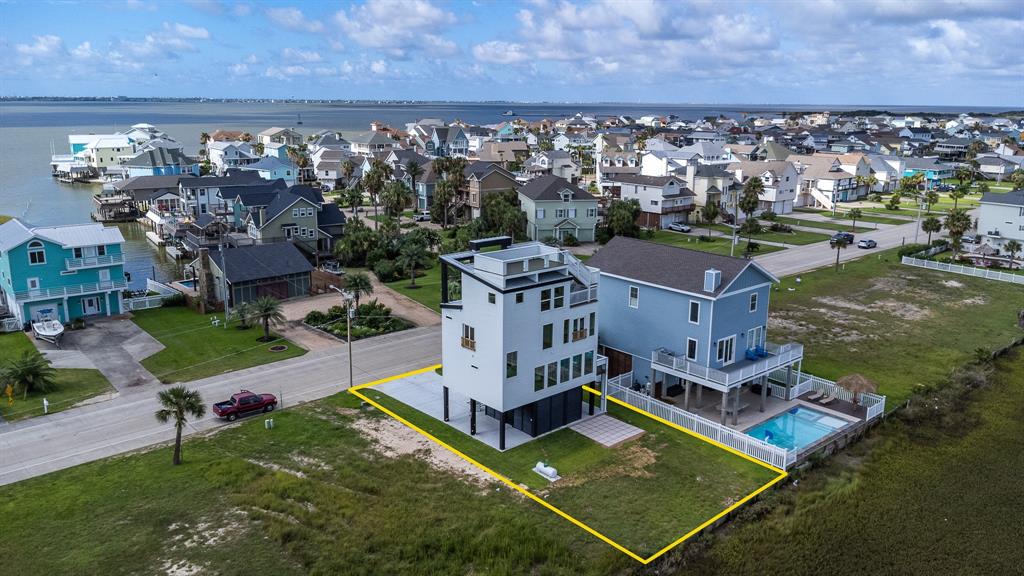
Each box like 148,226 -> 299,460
31,317 -> 65,347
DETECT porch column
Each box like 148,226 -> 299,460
683,380 -> 691,411
588,390 -> 595,416
443,386 -> 450,422
600,371 -> 608,412
720,390 -> 728,425
696,383 -> 703,407
469,399 -> 476,435
732,387 -> 740,426
649,367 -> 656,396
62,296 -> 69,322
440,261 -> 449,304
786,365 -> 794,397
498,410 -> 506,450
105,291 -> 112,316
760,376 -> 768,412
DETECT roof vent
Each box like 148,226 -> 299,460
704,269 -> 721,293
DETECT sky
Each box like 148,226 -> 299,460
1,0 -> 1022,106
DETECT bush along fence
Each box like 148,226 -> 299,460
901,256 -> 1024,285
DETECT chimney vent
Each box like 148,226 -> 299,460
704,269 -> 722,293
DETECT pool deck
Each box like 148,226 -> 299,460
659,386 -> 863,433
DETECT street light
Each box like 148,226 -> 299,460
329,284 -> 356,389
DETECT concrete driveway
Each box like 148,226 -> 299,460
34,317 -> 164,394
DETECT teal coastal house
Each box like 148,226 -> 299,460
0,219 -> 127,327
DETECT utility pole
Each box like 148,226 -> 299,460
914,194 -> 924,244
329,285 -> 355,388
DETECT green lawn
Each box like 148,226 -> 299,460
706,223 -> 830,246
772,216 -> 873,233
365,389 -> 778,558
795,207 -> 912,225
0,332 -> 114,421
768,247 -> 1024,403
0,392 -> 636,575
649,231 -> 786,256
686,349 -> 1024,575
132,307 -> 306,383
368,210 -> 414,222
384,260 -> 443,313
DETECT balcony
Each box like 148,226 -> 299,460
569,285 -> 598,306
14,280 -> 128,302
652,342 -> 803,390
461,337 -> 476,351
571,329 -> 588,342
65,253 -> 125,270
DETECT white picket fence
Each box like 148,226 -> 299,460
1,317 -> 20,333
769,369 -> 886,421
123,279 -> 182,311
902,256 -> 1024,285
607,380 -> 795,470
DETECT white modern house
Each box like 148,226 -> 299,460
439,238 -> 603,449
978,190 -> 1024,253
603,174 -> 695,228
727,161 -> 799,215
206,141 -> 260,174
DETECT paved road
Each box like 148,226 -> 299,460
754,217 -> 931,277
0,326 -> 441,486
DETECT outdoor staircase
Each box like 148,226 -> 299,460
809,187 -> 834,211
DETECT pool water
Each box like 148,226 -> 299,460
745,406 -> 849,451
177,279 -> 197,289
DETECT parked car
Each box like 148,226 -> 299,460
667,222 -> 692,233
213,390 -> 277,421
961,234 -> 979,244
414,211 -> 431,222
857,239 -> 877,249
829,232 -> 855,246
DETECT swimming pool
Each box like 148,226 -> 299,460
745,406 -> 850,451
177,279 -> 197,289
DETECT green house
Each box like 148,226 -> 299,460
517,175 -> 599,243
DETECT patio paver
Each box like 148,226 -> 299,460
570,414 -> 644,447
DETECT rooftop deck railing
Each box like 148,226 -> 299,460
14,280 -> 127,301
65,253 -> 124,270
653,342 -> 803,388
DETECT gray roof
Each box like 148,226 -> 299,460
981,190 -> 1024,206
517,175 -> 591,201
125,147 -> 194,167
230,180 -> 290,207
587,236 -> 772,297
604,174 -> 690,190
180,171 -> 264,188
211,243 -> 313,284
318,203 -> 347,228
114,174 -> 183,192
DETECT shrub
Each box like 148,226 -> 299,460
640,227 -> 656,239
769,222 -> 793,233
761,210 -> 777,221
897,243 -> 931,258
595,227 -> 612,245
163,293 -> 187,307
561,233 -> 580,247
372,259 -> 400,283
541,236 -> 559,247
304,310 -> 327,325
698,235 -> 715,243
366,247 -> 389,268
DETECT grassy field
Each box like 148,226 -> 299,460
795,207 -> 911,225
367,389 -> 778,557
650,231 -> 786,256
686,349 -> 1024,575
132,307 -> 306,383
0,392 -> 640,575
767,247 -> 1024,403
384,260 -> 443,313
0,332 -> 114,421
772,216 -> 873,233
706,223 -> 830,246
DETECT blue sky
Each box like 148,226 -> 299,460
2,0 -> 1022,106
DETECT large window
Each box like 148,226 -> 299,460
584,351 -> 594,375
749,293 -> 758,312
542,323 -> 553,349
461,324 -> 476,351
628,285 -> 639,308
687,338 -> 698,361
540,288 -> 552,311
27,241 -> 46,265
506,351 -> 517,378
553,286 -> 564,308
716,336 -> 736,365
560,358 -> 570,383
534,366 -> 544,391
689,301 -> 700,324
572,354 -> 582,379
547,362 -> 557,387
589,312 -> 596,336
563,319 -> 570,343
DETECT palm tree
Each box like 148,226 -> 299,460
382,181 -> 412,220
943,208 -> 973,257
396,239 -> 429,287
433,179 -> 455,229
405,160 -> 424,211
199,132 -> 211,146
738,177 -> 763,244
253,142 -> 265,156
1004,239 -> 1022,269
344,271 -> 374,307
344,184 -> 364,217
848,208 -> 863,231
921,215 -> 942,244
3,350 -> 57,400
955,166 -> 973,186
950,184 -> 968,209
700,202 -> 720,239
341,159 -> 356,183
923,190 -> 939,213
832,235 -> 850,272
855,175 -> 877,198
240,132 -> 253,143
154,386 -> 206,466
249,296 -> 286,342
233,301 -> 254,329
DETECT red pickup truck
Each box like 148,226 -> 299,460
213,390 -> 277,421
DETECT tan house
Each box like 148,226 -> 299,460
463,161 -> 520,219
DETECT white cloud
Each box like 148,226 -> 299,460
264,65 -> 311,80
164,22 -> 210,39
472,41 -> 529,64
335,0 -> 457,57
228,63 -> 250,76
244,53 -> 259,64
591,57 -> 619,73
282,48 -> 322,63
266,7 -> 324,33
71,41 -> 99,60
370,60 -> 388,75
15,35 -> 65,64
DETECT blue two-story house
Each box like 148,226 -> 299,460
588,236 -> 803,425
0,219 -> 128,327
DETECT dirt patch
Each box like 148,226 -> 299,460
290,452 -> 332,471
814,296 -> 871,312
874,299 -> 931,321
351,415 -> 492,486
161,560 -> 203,576
942,279 -> 965,288
169,509 -> 249,550
959,295 -> 988,306
246,459 -> 307,478
555,443 -> 658,489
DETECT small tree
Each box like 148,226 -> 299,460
344,184 -> 364,217
405,160 -> 424,211
832,235 -> 850,271
1011,169 -> 1024,190
345,271 -> 374,307
3,350 -> 57,400
396,238 -> 430,287
234,301 -> 253,329
250,296 -> 286,342
1004,239 -> 1022,269
154,386 -> 206,466
848,208 -> 863,231
606,198 -> 641,238
950,185 -> 968,209
923,190 -> 939,213
921,215 -> 942,244
700,202 -> 720,239
943,208 -> 973,257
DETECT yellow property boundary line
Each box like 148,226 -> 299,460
349,365 -> 788,565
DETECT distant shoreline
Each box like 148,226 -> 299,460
0,97 -> 1018,117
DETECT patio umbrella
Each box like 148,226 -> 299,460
837,374 -> 877,405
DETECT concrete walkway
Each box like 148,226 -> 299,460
34,317 -> 163,393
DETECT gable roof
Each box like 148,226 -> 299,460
586,236 -> 775,297
180,171 -> 265,188
210,243 -> 313,284
981,189 -> 1024,206
124,146 -> 194,168
0,218 -> 125,252
113,174 -> 184,192
517,175 -> 591,202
